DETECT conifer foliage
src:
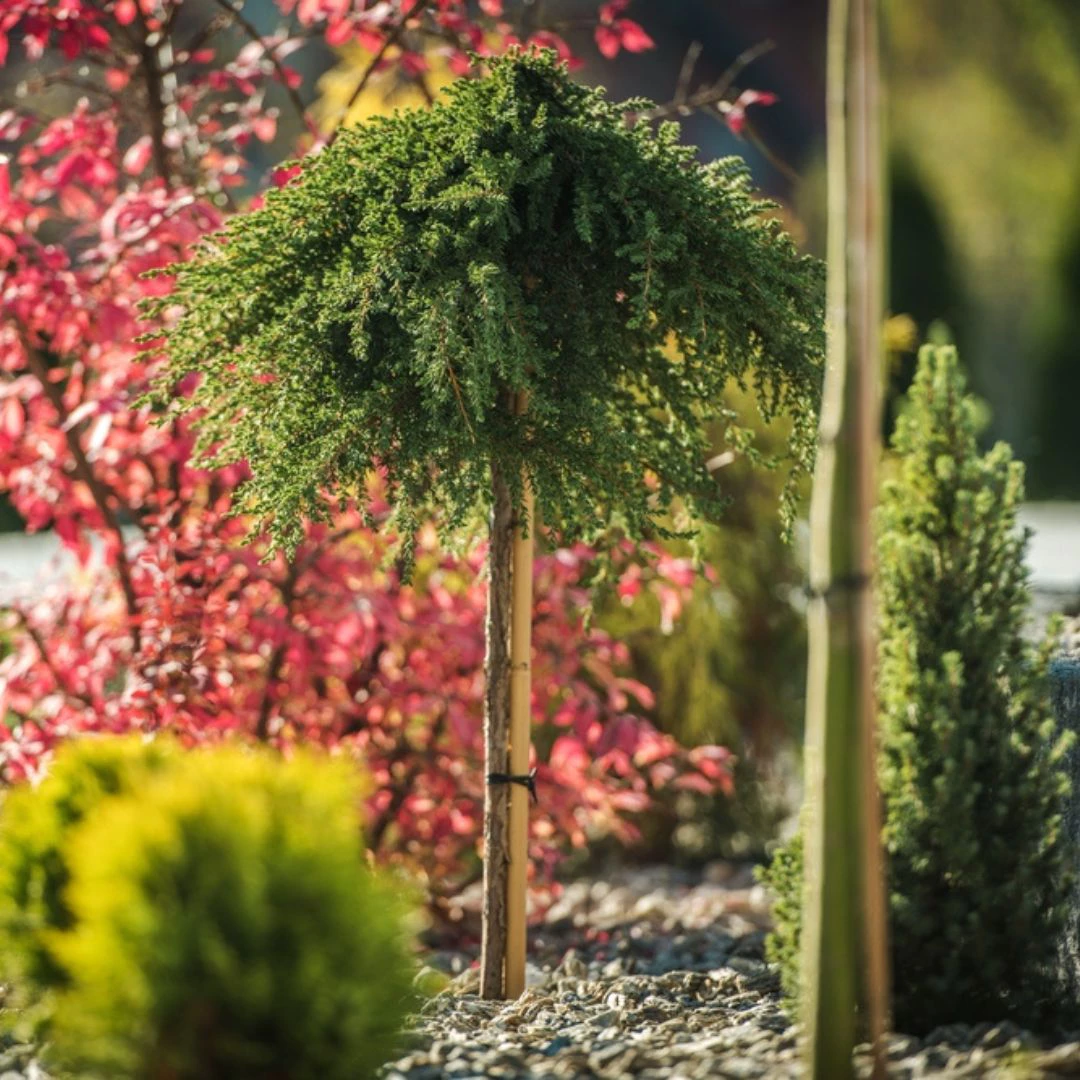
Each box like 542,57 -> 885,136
763,345 -> 1075,1033
146,49 -> 824,556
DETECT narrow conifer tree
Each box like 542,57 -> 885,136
146,50 -> 825,999
764,344 -> 1075,1034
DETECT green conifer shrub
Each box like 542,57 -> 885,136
0,735 -> 177,1034
45,747 -> 417,1080
144,49 -> 824,558
761,344 -> 1075,1034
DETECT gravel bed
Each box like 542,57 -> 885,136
384,866 -> 1080,1079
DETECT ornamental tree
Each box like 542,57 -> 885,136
0,0 -> 791,1002
146,49 -> 824,997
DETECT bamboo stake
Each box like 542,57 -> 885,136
802,0 -> 890,1075
505,392 -> 534,999
852,0 -> 891,1064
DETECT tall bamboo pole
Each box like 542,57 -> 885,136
802,0 -> 890,1075
505,392 -> 534,998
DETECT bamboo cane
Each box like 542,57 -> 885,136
505,393 -> 534,999
802,0 -> 890,1075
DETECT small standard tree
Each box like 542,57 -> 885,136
764,344 -> 1075,1034
146,49 -> 824,999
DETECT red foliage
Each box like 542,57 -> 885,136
722,88 -> 779,137
0,0 -> 735,896
595,0 -> 654,60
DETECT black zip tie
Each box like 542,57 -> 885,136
487,767 -> 538,805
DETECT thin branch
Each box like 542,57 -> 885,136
179,12 -> 232,60
368,703 -> 449,851
625,39 -> 799,183
11,606 -> 97,711
446,359 -> 476,441
135,14 -> 175,188
253,526 -> 355,740
705,38 -> 776,106
254,558 -> 301,741
88,192 -> 199,281
326,0 -> 430,145
674,41 -> 703,106
741,116 -> 800,185
338,642 -> 389,739
208,0 -> 309,129
14,326 -> 142,652
629,39 -> 776,123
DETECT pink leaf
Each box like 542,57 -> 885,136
105,67 -> 130,91
594,24 -> 620,59
122,135 -> 153,176
399,51 -> 428,78
724,89 -> 778,137
0,396 -> 23,439
251,114 -> 277,143
616,19 -> 653,53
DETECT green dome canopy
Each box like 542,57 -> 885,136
147,50 -> 824,556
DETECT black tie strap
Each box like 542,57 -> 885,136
486,767 -> 538,805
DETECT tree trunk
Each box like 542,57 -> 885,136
480,460 -> 514,1000
802,0 -> 890,1075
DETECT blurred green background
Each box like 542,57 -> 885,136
591,0 -> 1080,496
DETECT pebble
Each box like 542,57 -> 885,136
382,864 -> 1080,1079
6,863 -> 1080,1077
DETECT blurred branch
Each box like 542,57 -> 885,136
134,6 -> 176,188
327,0 -> 430,144
208,0 -> 309,129
674,41 -> 704,106
14,326 -> 143,653
254,526 -> 356,740
628,38 -> 800,184
368,704 -> 449,851
632,39 -> 775,122
706,38 -> 776,106
742,117 -> 800,184
255,558 -> 301,741
12,606 -> 97,711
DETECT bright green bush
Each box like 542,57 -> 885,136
761,345 -> 1074,1033
44,747 -> 417,1080
0,735 -> 177,1032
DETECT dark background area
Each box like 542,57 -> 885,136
4,0 -> 1079,499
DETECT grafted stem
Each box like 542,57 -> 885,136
480,458 -> 514,999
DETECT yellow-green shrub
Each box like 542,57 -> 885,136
44,747 -> 417,1080
0,735 -> 177,1032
